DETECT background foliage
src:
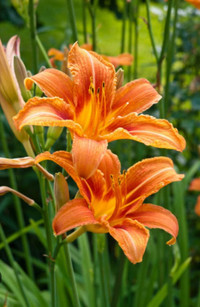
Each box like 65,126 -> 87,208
0,0 -> 200,306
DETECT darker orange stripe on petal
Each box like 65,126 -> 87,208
124,156 -> 184,208
68,42 -> 116,111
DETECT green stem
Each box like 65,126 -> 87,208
39,175 -> 55,307
0,225 -> 30,307
67,129 -> 72,152
157,0 -> 173,117
173,181 -> 190,307
164,0 -> 179,115
29,0 -> 38,74
121,0 -> 128,53
0,116 -> 34,279
145,0 -> 159,63
82,0 -> 87,43
36,35 -> 52,68
67,0 -> 78,42
133,0 -> 140,79
66,226 -> 86,243
127,1 -> 133,81
25,127 -> 41,154
63,242 -> 81,307
111,251 -> 126,307
97,234 -> 110,307
87,0 -> 98,51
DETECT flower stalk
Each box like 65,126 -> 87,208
29,0 -> 38,74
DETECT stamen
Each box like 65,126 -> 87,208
102,81 -> 107,123
110,175 -> 123,220
122,170 -> 127,206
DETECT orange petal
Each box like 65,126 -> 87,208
104,53 -> 133,68
108,218 -> 149,264
80,169 -> 106,203
72,134 -> 108,179
104,113 -> 186,152
48,48 -> 64,61
24,68 -> 74,106
98,149 -> 121,186
13,97 -> 83,134
129,203 -> 178,245
189,178 -> 200,191
35,151 -> 89,201
112,78 -> 161,115
0,156 -> 34,170
68,42 -> 116,111
195,196 -> 200,216
53,198 -> 99,235
124,156 -> 184,210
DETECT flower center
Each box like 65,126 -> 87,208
77,77 -> 108,138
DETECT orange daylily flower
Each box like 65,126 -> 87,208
38,150 -> 183,264
14,43 -> 186,178
185,0 -> 200,9
0,150 -> 183,263
48,43 -> 133,68
189,178 -> 200,216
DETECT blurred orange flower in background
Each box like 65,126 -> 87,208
185,0 -> 200,9
48,43 -> 133,68
189,178 -> 200,216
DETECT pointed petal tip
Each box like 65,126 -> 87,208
24,77 -> 34,90
167,237 -> 176,245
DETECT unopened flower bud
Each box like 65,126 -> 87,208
45,127 -> 63,150
54,172 -> 69,212
116,68 -> 124,89
14,56 -> 32,101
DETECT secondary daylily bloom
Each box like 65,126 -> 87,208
185,0 -> 200,9
39,150 -> 183,264
14,43 -> 186,178
0,149 -> 183,263
48,44 -> 133,68
0,36 -> 33,156
189,178 -> 200,216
